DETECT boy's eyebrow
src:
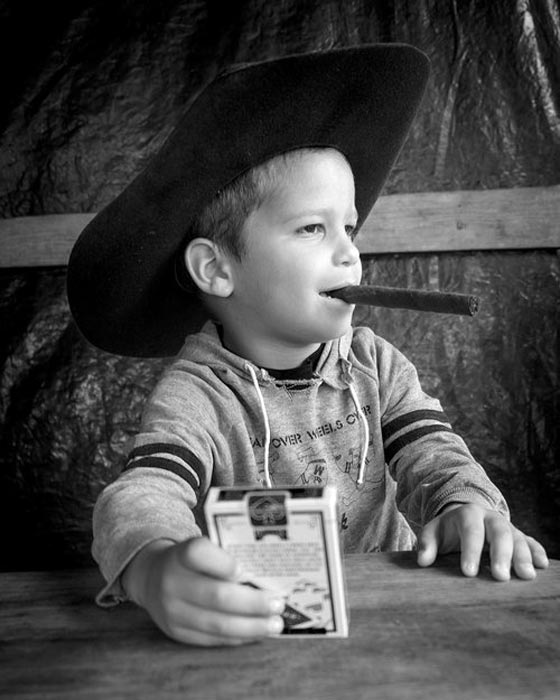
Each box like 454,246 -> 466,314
282,207 -> 359,222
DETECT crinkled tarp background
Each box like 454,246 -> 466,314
0,0 -> 559,569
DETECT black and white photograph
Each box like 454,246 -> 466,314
1,1 -> 559,698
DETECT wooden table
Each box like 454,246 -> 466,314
1,552 -> 558,700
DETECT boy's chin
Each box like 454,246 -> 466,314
313,321 -> 354,344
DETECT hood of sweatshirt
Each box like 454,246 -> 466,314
176,322 -> 354,387
173,322 -> 370,487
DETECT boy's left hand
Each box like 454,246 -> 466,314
417,503 -> 549,580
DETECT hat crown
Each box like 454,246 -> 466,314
67,44 -> 430,357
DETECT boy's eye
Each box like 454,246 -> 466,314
298,224 -> 325,235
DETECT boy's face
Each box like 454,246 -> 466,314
222,149 -> 362,366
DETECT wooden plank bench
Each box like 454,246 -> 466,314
0,185 -> 559,267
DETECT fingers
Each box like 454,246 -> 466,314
486,515 -> 514,581
175,538 -> 284,617
417,503 -> 485,575
457,507 -> 548,581
161,597 -> 284,647
510,532 -> 549,580
454,506 -> 486,577
176,536 -> 240,582
147,537 -> 286,646
416,504 -> 550,583
485,518 -> 549,581
171,565 -> 285,618
509,531 -> 536,580
527,536 -> 549,569
416,519 -> 440,568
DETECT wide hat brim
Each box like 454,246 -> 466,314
67,44 -> 430,357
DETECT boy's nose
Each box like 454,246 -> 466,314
333,231 -> 360,267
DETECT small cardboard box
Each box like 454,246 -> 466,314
204,485 -> 348,637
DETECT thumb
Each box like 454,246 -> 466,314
175,536 -> 240,581
416,519 -> 440,568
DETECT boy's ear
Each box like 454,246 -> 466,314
184,238 -> 234,297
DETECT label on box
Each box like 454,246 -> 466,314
204,485 -> 348,637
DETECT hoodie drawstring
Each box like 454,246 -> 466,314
247,364 -> 272,487
247,361 -> 368,488
347,381 -> 369,486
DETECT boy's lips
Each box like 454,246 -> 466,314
320,285 -> 357,302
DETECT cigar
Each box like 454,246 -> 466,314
329,285 -> 480,316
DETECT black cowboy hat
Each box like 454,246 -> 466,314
67,44 -> 430,357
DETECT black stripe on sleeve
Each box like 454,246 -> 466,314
124,443 -> 204,493
123,456 -> 201,493
384,424 -> 454,464
382,409 -> 450,443
128,442 -> 199,465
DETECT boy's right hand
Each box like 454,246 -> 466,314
121,537 -> 285,646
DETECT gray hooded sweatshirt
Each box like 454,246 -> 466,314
92,322 -> 508,605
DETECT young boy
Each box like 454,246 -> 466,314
67,45 -> 548,647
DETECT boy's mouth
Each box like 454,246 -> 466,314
320,286 -> 353,300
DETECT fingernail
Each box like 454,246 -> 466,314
519,563 -> 536,579
494,564 -> 510,580
268,598 -> 285,615
463,561 -> 478,576
268,616 -> 284,634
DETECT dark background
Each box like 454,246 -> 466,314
0,0 -> 559,569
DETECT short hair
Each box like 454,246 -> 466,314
194,147 -> 337,258
176,147 -> 343,293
